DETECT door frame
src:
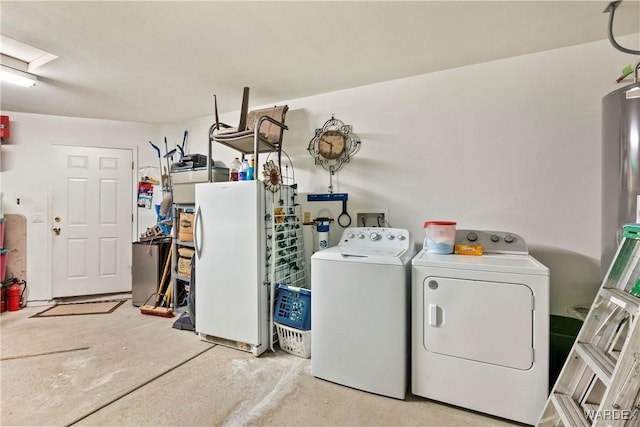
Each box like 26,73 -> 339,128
49,144 -> 138,299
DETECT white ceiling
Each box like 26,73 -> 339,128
1,1 -> 638,124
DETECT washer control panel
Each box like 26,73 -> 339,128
455,229 -> 528,254
339,227 -> 413,252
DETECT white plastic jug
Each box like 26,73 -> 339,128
424,221 -> 457,254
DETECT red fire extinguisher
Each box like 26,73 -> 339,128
7,279 -> 26,311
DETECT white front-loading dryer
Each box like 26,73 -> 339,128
411,230 -> 549,425
311,227 -> 415,399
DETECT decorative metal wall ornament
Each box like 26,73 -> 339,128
308,115 -> 361,175
262,160 -> 282,193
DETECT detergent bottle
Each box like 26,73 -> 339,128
238,158 -> 249,181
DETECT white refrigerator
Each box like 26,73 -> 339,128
193,180 -> 270,356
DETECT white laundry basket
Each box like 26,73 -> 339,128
275,321 -> 311,358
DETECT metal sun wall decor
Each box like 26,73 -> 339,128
262,159 -> 282,193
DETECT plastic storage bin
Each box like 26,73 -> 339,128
424,221 -> 457,254
549,314 -> 583,390
275,321 -> 311,358
273,284 -> 311,330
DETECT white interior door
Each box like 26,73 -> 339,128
52,145 -> 133,298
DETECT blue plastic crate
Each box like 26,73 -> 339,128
274,284 -> 311,331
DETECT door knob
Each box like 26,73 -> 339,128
52,227 -> 61,235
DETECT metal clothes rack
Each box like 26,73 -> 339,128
263,159 -> 306,351
265,185 -> 306,288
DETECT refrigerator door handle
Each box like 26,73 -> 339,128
194,205 -> 202,259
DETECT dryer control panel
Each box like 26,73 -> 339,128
339,227 -> 413,255
455,229 -> 528,255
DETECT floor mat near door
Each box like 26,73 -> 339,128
30,300 -> 126,317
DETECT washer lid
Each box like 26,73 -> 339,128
411,249 -> 549,276
341,247 -> 407,258
311,245 -> 412,265
312,227 -> 415,264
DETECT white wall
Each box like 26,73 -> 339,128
2,34 -> 637,315
164,34 -> 639,317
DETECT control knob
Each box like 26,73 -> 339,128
466,232 -> 478,242
370,232 -> 380,241
386,234 -> 395,240
397,234 -> 406,241
504,234 -> 515,243
491,234 -> 500,242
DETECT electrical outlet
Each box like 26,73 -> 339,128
304,211 -> 311,223
356,209 -> 389,227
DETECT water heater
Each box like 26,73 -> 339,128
602,67 -> 640,275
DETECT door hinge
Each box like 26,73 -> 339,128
131,161 -> 134,170
132,213 -> 134,223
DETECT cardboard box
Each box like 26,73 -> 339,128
178,256 -> 191,278
178,212 -> 194,242
178,247 -> 195,258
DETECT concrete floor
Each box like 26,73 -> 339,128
1,300 -> 521,427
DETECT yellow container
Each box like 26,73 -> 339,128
454,244 -> 483,256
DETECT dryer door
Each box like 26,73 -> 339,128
423,276 -> 533,370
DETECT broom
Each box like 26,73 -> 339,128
140,294 -> 174,318
140,246 -> 174,318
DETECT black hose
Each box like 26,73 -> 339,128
19,279 -> 27,308
604,1 -> 640,55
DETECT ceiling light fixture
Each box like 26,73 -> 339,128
1,64 -> 37,87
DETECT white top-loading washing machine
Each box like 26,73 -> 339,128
311,227 -> 415,399
412,229 -> 549,425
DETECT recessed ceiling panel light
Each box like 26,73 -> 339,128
1,64 -> 37,87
